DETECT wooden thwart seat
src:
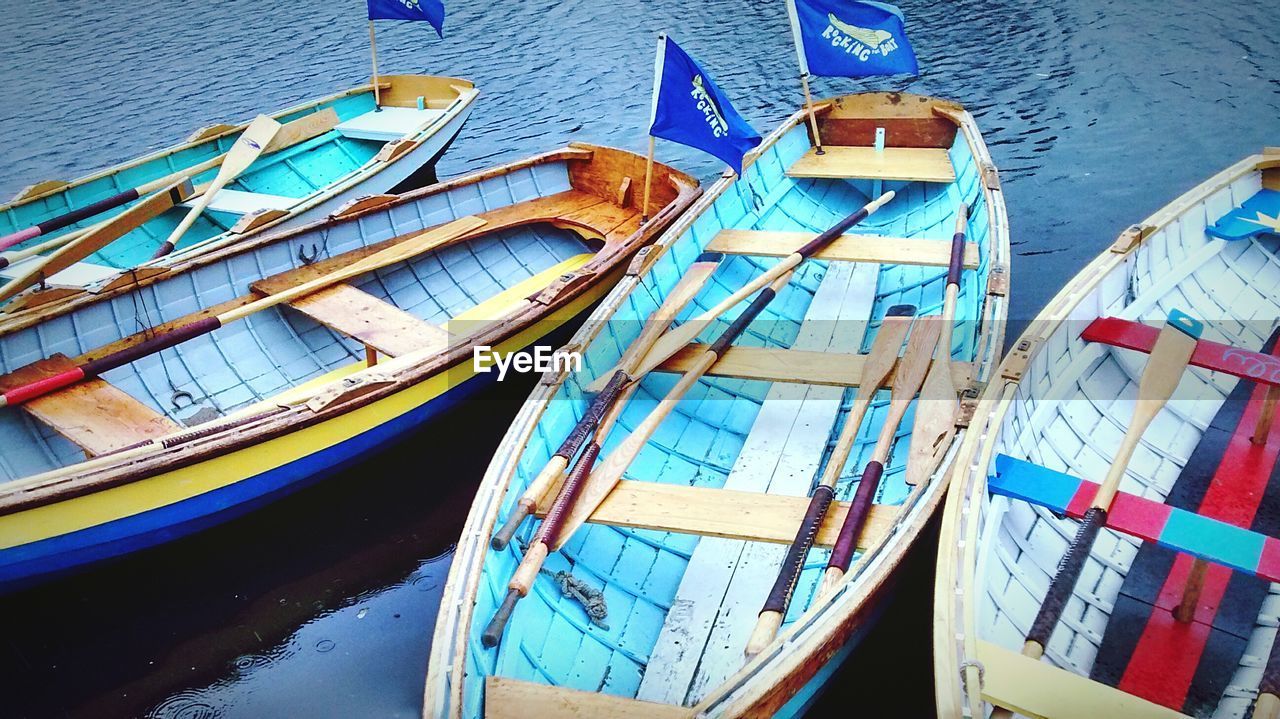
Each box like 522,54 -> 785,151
535,480 -> 896,550
285,283 -> 451,359
0,355 -> 179,456
656,344 -> 973,388
484,677 -> 689,719
708,229 -> 979,268
787,146 -> 955,183
976,641 -> 1183,719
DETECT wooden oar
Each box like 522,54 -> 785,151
0,216 -> 485,409
489,253 -> 723,550
905,203 -> 969,486
585,190 -> 897,394
482,268 -> 799,648
0,179 -> 196,304
743,304 -> 916,657
816,317 -> 940,600
988,310 -> 1201,716
0,109 -> 337,255
151,115 -> 283,259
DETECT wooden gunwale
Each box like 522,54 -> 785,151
423,93 -> 1008,719
930,152 -> 1267,717
0,147 -> 700,515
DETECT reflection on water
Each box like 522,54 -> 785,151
1,0 -> 1277,716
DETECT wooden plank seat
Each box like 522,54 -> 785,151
656,344 -> 973,388
0,354 -> 179,456
976,641 -> 1183,719
485,677 -> 690,719
285,283 -> 451,359
535,480 -> 897,553
707,229 -> 979,268
786,145 -> 955,183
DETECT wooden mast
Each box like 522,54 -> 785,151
785,0 -> 824,154
640,33 -> 666,223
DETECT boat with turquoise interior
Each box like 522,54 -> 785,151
934,149 -> 1280,718
0,75 -> 477,310
424,92 -> 1009,718
0,143 -> 698,593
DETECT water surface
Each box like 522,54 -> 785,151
0,0 -> 1276,716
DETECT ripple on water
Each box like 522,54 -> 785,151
147,690 -> 223,719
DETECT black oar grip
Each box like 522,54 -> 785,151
80,316 -> 222,379
1026,507 -> 1104,649
762,485 -> 835,614
708,288 -> 776,357
947,231 -> 966,287
828,461 -> 883,572
481,588 -> 521,648
491,503 -> 532,551
40,189 -> 141,235
554,371 -> 627,460
796,208 -> 869,258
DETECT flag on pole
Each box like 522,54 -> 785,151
648,35 -> 761,175
367,0 -> 445,36
787,0 -> 918,77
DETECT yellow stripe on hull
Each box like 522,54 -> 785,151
0,266 -> 617,551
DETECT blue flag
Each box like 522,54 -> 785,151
367,0 -> 444,37
787,0 -> 918,77
648,35 -> 761,175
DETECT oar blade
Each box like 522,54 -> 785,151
905,355 -> 958,486
157,115 -> 284,257
219,115 -> 285,178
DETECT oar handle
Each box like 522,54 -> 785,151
745,484 -> 835,657
1023,508 -> 1104,655
490,456 -> 566,551
795,190 -> 895,258
1,316 -> 220,408
823,460 -> 884,579
482,588 -> 523,649
946,203 -> 968,288
0,188 -> 144,252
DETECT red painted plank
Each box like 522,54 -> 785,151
1084,317 -> 1280,387
1115,339 -> 1280,709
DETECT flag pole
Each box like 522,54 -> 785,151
368,20 -> 382,110
786,0 -> 824,154
641,32 -> 667,224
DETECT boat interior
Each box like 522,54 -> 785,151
464,95 -> 1004,716
0,75 -> 474,275
972,158 -> 1280,716
0,146 -> 686,488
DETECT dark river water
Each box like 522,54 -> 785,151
1,0 -> 1277,717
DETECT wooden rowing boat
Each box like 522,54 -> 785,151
934,148 -> 1280,718
425,92 -> 1009,718
0,75 -> 477,309
0,144 -> 698,592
